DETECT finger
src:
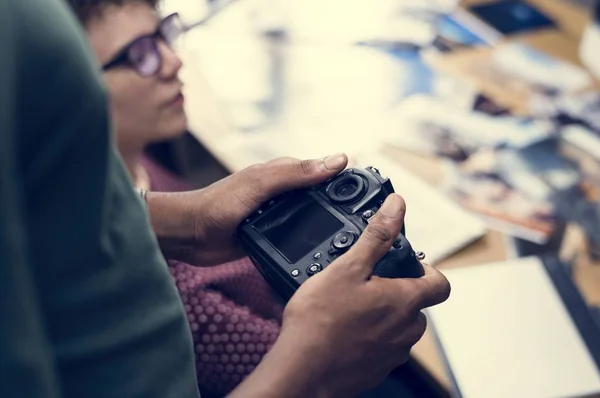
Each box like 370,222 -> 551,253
395,312 -> 428,350
370,264 -> 450,312
205,154 -> 348,226
409,312 -> 428,345
411,264 -> 451,309
226,154 -> 349,213
337,194 -> 406,278
262,153 -> 349,196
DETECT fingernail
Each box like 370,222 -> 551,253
323,153 -> 346,171
380,194 -> 403,217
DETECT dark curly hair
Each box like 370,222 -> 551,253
66,0 -> 158,24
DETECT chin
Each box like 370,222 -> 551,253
158,115 -> 189,140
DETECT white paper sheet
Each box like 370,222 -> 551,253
427,256 -> 600,398
563,124 -> 600,161
386,95 -> 552,153
493,43 -> 593,93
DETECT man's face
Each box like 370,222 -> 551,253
86,3 -> 187,153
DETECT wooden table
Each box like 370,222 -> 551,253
174,0 -> 600,392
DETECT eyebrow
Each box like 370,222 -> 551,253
108,19 -> 161,61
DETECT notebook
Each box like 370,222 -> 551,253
427,256 -> 600,398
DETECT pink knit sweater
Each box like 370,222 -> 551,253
141,157 -> 283,396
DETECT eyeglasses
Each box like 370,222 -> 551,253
102,13 -> 186,77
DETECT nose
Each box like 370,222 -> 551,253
157,40 -> 183,80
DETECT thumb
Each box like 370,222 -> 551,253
201,153 -> 349,231
334,194 -> 406,279
234,153 -> 348,207
263,153 -> 349,195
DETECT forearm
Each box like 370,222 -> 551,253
145,191 -> 197,263
228,332 -> 333,398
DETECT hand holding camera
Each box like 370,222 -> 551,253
230,194 -> 451,398
238,163 -> 427,300
168,153 -> 450,397
156,154 -> 350,267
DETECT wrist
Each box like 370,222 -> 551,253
145,191 -> 198,263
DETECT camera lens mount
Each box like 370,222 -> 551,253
326,173 -> 366,204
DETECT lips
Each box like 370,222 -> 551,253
171,92 -> 184,107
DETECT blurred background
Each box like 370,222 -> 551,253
151,0 -> 600,396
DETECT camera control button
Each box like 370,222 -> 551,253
313,252 -> 322,260
362,210 -> 374,221
332,231 -> 356,251
291,269 -> 300,277
306,263 -> 323,276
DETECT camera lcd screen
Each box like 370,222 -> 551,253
253,193 -> 344,264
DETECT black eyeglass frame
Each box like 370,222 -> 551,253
101,12 -> 185,77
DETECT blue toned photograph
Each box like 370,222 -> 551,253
436,13 -> 488,47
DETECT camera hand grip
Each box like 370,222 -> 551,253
371,233 -> 424,279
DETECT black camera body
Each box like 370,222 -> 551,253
238,166 -> 424,301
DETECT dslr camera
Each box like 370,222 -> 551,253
238,166 -> 424,301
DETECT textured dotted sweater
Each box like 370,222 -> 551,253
141,156 -> 284,396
